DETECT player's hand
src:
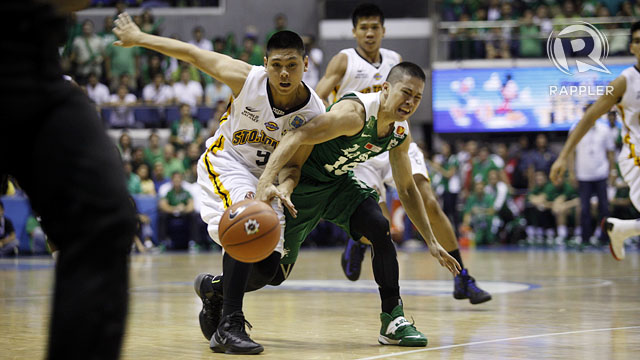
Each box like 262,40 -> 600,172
549,156 -> 567,184
428,241 -> 461,276
256,182 -> 297,217
113,13 -> 143,47
275,184 -> 297,218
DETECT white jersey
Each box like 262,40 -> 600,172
618,66 -> 640,151
212,66 -> 326,177
332,48 -> 401,103
616,65 -> 640,210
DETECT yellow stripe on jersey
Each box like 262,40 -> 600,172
219,97 -> 234,125
204,135 -> 232,209
617,104 -> 640,167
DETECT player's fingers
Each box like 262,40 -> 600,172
283,198 -> 297,218
120,13 -> 131,25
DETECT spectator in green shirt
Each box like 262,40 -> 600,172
162,143 -> 185,179
143,132 -> 164,168
124,161 -> 142,195
463,180 -> 498,245
158,172 -> 194,249
105,41 -> 141,91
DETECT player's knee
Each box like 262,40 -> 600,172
269,263 -> 294,286
246,251 -> 281,291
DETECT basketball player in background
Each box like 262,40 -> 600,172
550,21 -> 640,261
1,1 -> 137,359
257,62 -> 460,347
314,3 -> 491,303
113,14 -> 325,354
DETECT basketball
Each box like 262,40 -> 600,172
218,199 -> 281,263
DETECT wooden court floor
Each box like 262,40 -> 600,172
1,247 -> 639,359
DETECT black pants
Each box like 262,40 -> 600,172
1,2 -> 137,359
578,179 -> 609,243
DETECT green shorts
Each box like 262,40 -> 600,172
281,172 -> 377,264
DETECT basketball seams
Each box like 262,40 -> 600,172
224,221 -> 280,251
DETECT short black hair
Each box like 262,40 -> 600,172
352,3 -> 385,27
632,21 -> 640,37
266,30 -> 305,57
386,62 -> 426,84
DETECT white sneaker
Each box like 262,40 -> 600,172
602,218 -> 629,261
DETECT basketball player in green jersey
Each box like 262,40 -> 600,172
315,3 -> 491,304
257,62 -> 461,347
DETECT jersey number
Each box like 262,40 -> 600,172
256,150 -> 271,166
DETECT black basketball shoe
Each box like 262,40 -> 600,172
210,311 -> 264,354
194,273 -> 223,340
453,269 -> 492,304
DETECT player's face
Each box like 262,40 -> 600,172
352,16 -> 385,54
630,30 -> 640,59
264,49 -> 308,96
383,74 -> 424,121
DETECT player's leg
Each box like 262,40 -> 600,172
578,181 -> 593,245
10,85 -> 137,360
349,196 -> 427,347
413,174 -> 491,304
603,150 -> 640,260
341,161 -> 387,281
193,145 -> 286,353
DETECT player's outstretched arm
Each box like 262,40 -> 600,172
257,145 -> 314,217
315,53 -> 347,106
549,76 -> 626,183
256,100 -> 364,203
112,13 -> 250,95
389,138 -> 461,275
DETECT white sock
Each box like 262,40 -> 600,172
526,226 -> 535,238
557,225 -> 568,238
545,228 -> 555,238
52,251 -> 59,261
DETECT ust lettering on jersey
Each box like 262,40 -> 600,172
213,66 -> 325,169
232,129 -> 279,148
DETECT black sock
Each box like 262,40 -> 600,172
381,295 -> 402,314
448,249 -> 464,270
221,253 -> 251,317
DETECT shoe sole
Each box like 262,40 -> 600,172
211,334 -> 264,354
378,335 -> 427,347
470,295 -> 492,305
601,218 -> 624,261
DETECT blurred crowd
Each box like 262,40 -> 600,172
441,0 -> 639,59
60,4 -> 322,129
423,118 -> 638,248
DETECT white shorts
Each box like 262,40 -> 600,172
352,142 -> 430,203
618,145 -> 640,211
196,134 -> 285,255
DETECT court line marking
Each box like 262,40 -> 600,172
356,325 -> 640,360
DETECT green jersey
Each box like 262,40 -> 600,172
301,92 -> 410,183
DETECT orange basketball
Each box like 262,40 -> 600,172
218,199 -> 281,263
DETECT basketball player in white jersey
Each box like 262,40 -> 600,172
551,21 -> 640,261
114,14 -> 325,354
315,3 -> 491,304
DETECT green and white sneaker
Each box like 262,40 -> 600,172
378,305 -> 427,347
